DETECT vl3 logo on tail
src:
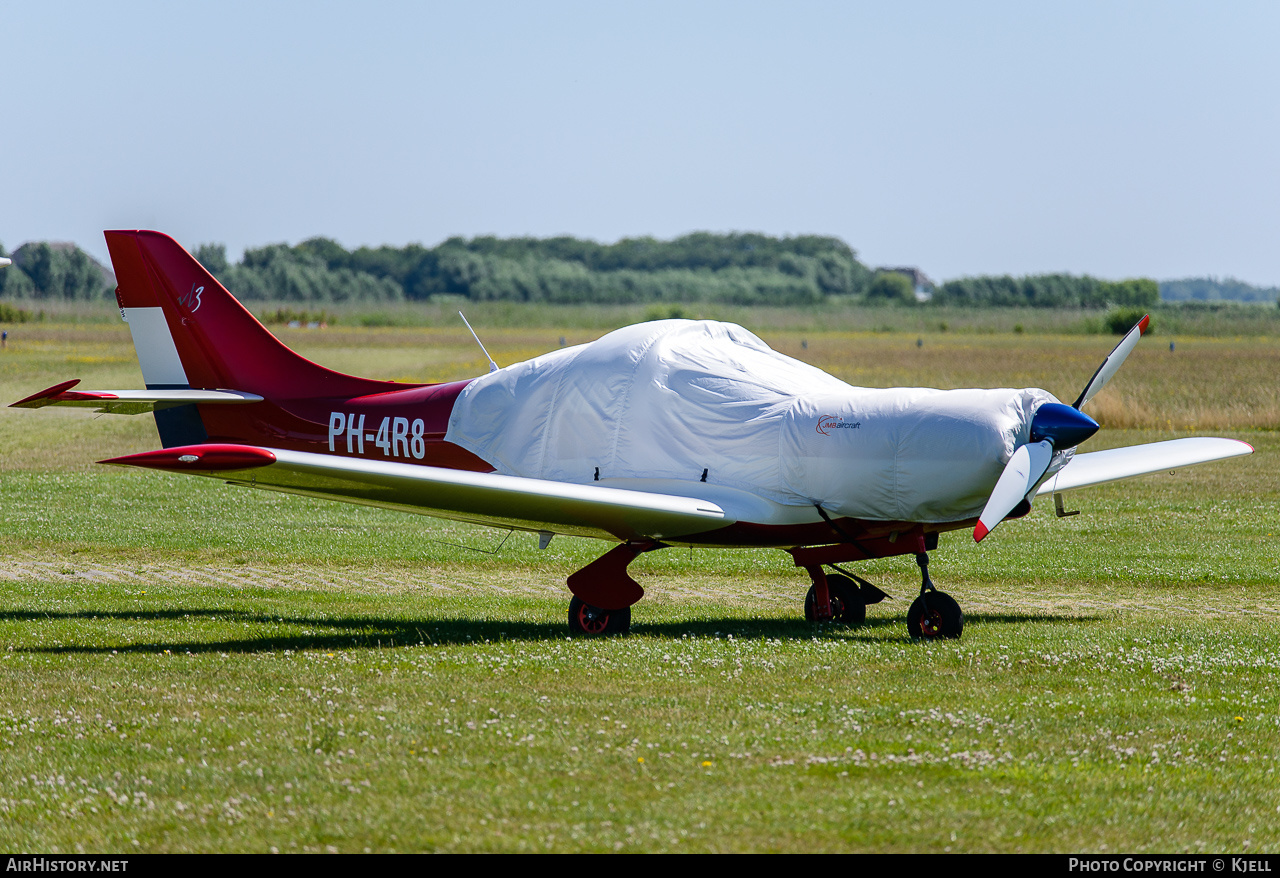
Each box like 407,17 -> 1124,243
178,283 -> 204,313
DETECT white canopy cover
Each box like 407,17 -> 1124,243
445,320 -> 1058,523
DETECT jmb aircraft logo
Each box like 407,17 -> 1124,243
816,415 -> 861,436
178,283 -> 204,313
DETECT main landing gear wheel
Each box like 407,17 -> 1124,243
906,591 -> 963,640
567,596 -> 631,636
804,573 -> 867,626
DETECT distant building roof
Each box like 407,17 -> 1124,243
877,266 -> 935,290
876,266 -> 935,301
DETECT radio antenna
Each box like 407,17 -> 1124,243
458,311 -> 499,373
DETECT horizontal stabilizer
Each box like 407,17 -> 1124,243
11,380 -> 263,415
1036,437 -> 1253,495
102,443 -> 732,542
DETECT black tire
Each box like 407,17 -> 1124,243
906,591 -> 963,640
568,596 -> 631,636
804,573 -> 867,626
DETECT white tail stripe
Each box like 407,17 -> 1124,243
124,307 -> 189,387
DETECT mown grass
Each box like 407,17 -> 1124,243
0,316 -> 1276,852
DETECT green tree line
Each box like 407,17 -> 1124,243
1159,277 -> 1279,303
195,232 -> 874,306
933,275 -> 1158,309
0,241 -> 115,300
1,233 -> 1167,309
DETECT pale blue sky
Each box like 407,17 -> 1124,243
3,1 -> 1278,284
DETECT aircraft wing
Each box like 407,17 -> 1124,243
101,443 -> 733,543
11,380 -> 262,415
1036,437 -> 1253,495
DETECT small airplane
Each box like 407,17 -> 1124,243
12,231 -> 1253,639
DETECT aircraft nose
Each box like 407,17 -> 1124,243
1029,402 -> 1099,449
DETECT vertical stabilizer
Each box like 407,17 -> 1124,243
105,230 -> 405,399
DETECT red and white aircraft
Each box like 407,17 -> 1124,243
12,231 -> 1253,638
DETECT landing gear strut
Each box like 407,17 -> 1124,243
790,530 -> 944,634
564,541 -> 662,636
906,551 -> 963,640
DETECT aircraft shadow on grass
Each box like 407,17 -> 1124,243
2,607 -> 1102,655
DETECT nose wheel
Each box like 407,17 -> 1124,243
907,552 -> 963,639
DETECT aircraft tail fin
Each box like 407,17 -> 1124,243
105,230 -> 403,400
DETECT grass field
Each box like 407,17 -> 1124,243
0,315 -> 1276,852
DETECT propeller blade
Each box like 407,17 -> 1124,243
974,439 -> 1053,542
1072,314 -> 1149,410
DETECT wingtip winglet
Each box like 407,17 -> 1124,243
1137,314 -> 1150,335
973,521 -> 989,543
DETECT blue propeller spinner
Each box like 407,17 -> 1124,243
1029,402 -> 1099,448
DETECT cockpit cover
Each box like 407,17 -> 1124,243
445,320 -> 1057,522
